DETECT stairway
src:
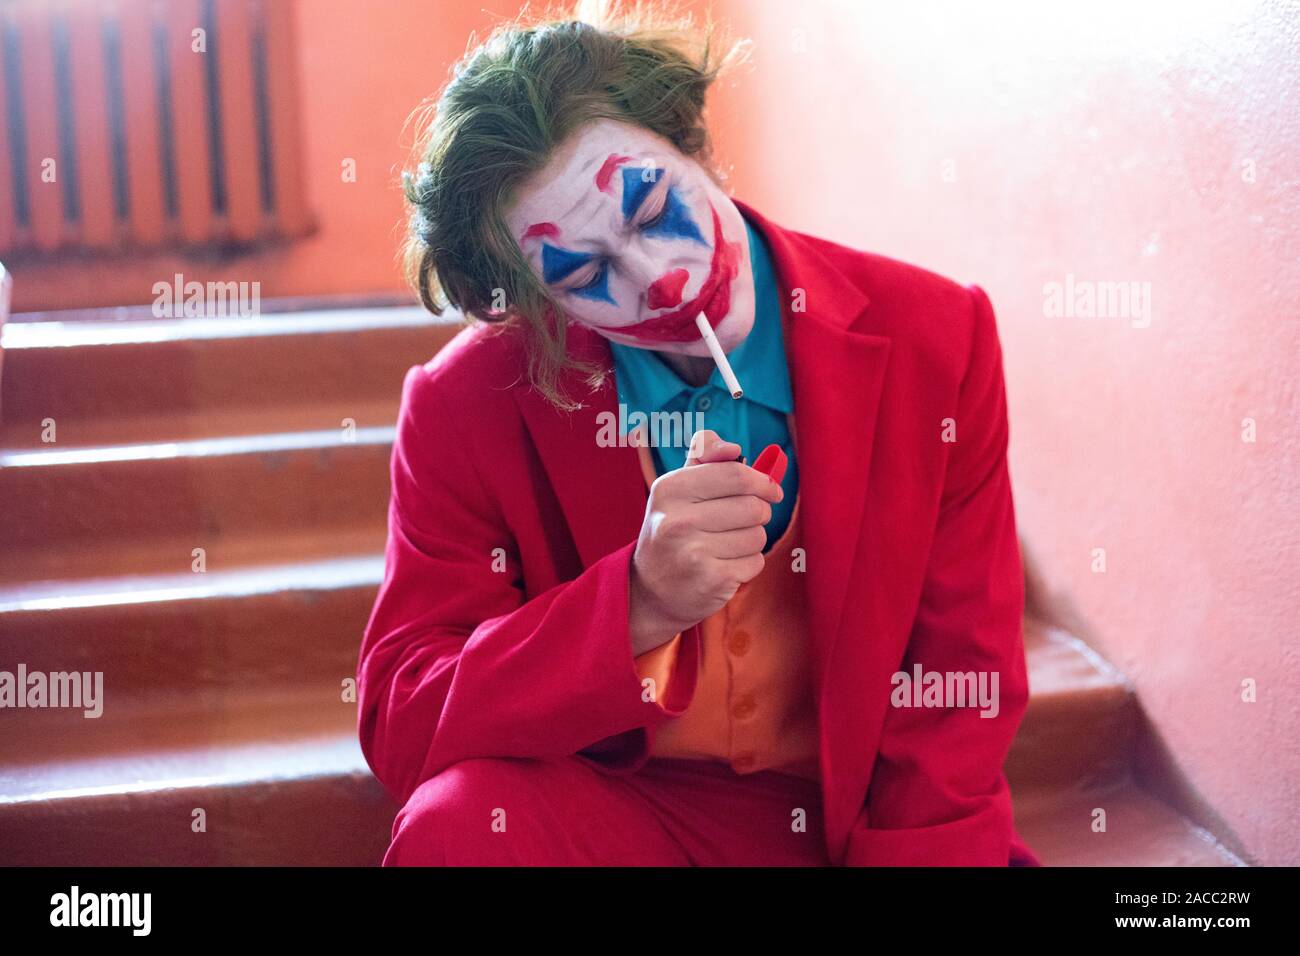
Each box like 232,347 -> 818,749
0,305 -> 1243,866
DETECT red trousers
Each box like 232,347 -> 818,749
383,755 -> 830,866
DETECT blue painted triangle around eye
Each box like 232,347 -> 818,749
541,242 -> 596,284
646,188 -> 707,245
621,165 -> 665,220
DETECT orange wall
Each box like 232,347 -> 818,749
7,0 -> 556,312
707,0 -> 1299,863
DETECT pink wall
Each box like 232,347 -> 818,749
707,0 -> 1299,863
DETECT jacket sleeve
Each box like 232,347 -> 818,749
844,284 -> 1032,866
357,364 -> 699,807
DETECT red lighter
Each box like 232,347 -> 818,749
751,443 -> 788,484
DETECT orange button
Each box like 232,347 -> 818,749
733,752 -> 756,771
732,694 -> 756,720
727,629 -> 751,656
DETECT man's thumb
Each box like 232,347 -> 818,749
685,429 -> 742,467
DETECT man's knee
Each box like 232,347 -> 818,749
383,757 -> 551,866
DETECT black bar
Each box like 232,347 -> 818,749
0,865 -> 1286,941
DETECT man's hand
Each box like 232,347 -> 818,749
628,430 -> 783,655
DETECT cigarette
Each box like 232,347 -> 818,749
694,312 -> 743,399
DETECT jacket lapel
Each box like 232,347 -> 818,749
734,199 -> 892,705
512,325 -> 648,569
736,202 -> 895,860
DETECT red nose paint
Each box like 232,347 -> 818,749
752,444 -> 788,485
646,268 -> 689,310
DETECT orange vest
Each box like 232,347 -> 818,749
632,440 -> 821,782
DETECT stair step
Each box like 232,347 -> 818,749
0,543 -> 383,705
0,686 -> 358,785
1004,619 -> 1137,791
0,306 -> 460,428
0,396 -> 402,450
0,423 -> 394,563
0,519 -> 385,586
0,689 -> 395,866
1013,782 -> 1244,866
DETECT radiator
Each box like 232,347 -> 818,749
0,0 -> 311,255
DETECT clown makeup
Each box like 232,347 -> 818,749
504,117 -> 756,357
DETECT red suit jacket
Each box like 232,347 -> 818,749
358,197 -> 1040,866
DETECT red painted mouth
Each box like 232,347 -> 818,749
597,202 -> 740,343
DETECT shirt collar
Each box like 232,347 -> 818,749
610,213 -> 793,414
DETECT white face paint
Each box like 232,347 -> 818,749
504,117 -> 755,356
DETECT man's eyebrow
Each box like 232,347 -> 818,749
541,243 -> 598,285
621,165 -> 666,222
595,153 -> 635,194
521,222 -> 559,242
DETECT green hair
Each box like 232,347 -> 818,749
400,0 -> 749,410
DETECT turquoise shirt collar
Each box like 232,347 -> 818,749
610,214 -> 793,415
